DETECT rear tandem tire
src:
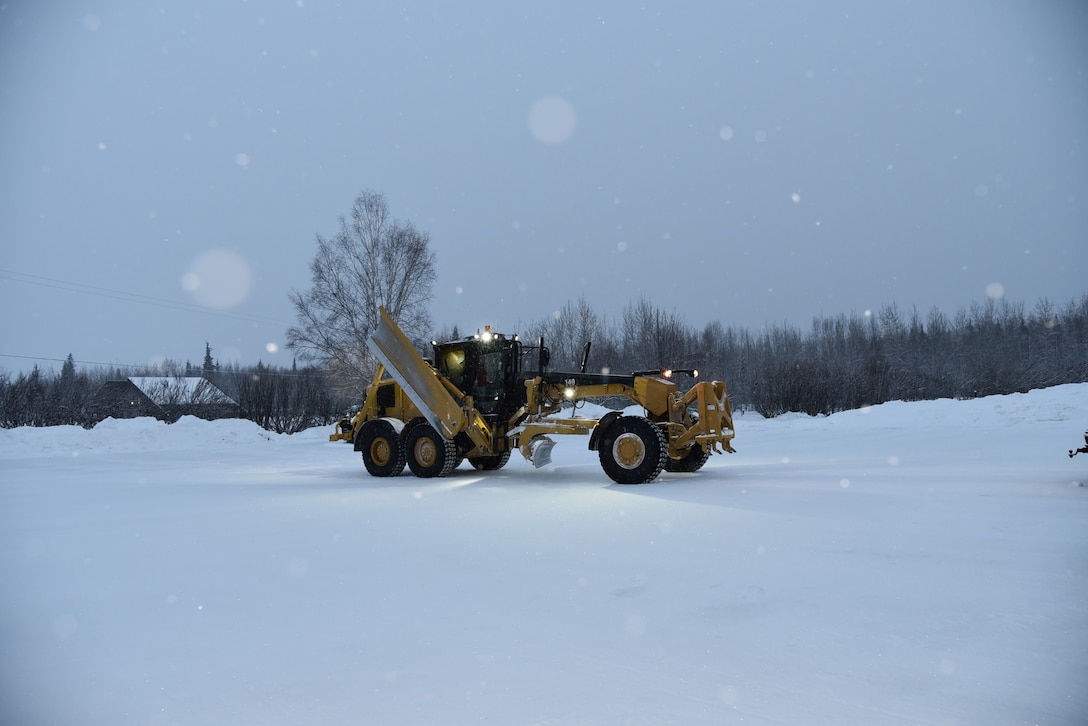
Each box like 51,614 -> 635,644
597,415 -> 667,484
404,422 -> 459,478
358,419 -> 405,477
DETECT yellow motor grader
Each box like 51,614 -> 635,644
330,306 -> 736,484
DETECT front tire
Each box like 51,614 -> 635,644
597,415 -> 667,484
404,422 -> 458,478
358,419 -> 405,477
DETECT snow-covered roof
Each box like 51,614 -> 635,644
127,377 -> 237,406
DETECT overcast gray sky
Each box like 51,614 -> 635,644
2,1 -> 1085,373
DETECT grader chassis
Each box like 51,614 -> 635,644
331,307 -> 736,484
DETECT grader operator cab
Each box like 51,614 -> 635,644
331,306 -> 736,484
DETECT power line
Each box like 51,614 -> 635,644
0,268 -> 291,327
0,353 -> 142,370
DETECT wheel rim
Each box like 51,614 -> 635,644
414,438 -> 437,467
612,432 -> 646,469
370,438 -> 391,467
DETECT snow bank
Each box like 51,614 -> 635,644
0,415 -> 293,458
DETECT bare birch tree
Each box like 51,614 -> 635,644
287,191 -> 436,394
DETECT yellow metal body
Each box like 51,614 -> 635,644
513,375 -> 736,462
332,306 -> 736,476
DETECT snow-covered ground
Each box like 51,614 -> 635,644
2,385 -> 1087,725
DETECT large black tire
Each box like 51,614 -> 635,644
404,421 -> 458,478
597,415 -> 667,484
468,450 -> 511,471
665,444 -> 711,473
358,419 -> 405,477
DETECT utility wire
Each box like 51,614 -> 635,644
0,268 -> 291,327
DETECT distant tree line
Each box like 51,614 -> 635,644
0,353 -> 351,434
1,293 -> 1086,430
227,361 -> 348,434
513,293 -> 1088,417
